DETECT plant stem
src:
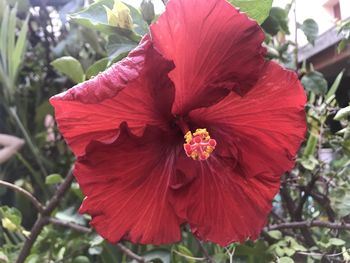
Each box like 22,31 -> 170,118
16,168 -> 74,263
15,152 -> 47,195
0,180 -> 44,213
267,220 -> 350,231
195,238 -> 216,263
8,107 -> 48,178
116,244 -> 146,263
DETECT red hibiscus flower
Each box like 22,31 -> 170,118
50,0 -> 306,246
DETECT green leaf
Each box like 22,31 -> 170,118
301,71 -> 328,95
45,174 -> 63,185
70,182 -> 84,200
69,0 -> 145,38
262,7 -> 289,36
51,56 -> 85,83
7,4 -> 17,82
25,254 -> 40,263
329,238 -> 346,246
0,5 -> 10,75
300,155 -> 319,171
268,230 -> 282,240
0,206 -> 22,231
88,246 -> 103,255
229,0 -> 273,24
86,58 -> 109,79
330,184 -> 350,217
334,106 -> 350,121
12,14 -> 29,81
279,257 -> 294,263
69,0 -> 125,35
173,245 -> 196,263
303,133 -> 318,157
326,70 -> 344,100
72,256 -> 90,263
107,34 -> 137,61
299,19 -> 319,45
337,39 -> 348,53
55,207 -> 86,225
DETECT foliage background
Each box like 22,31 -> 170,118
0,0 -> 350,262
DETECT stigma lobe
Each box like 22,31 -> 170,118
183,128 -> 217,161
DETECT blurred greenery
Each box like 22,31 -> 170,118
0,0 -> 349,262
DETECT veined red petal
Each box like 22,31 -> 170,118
50,35 -> 174,156
174,156 -> 279,246
177,62 -> 306,245
150,0 -> 266,115
189,61 -> 307,178
75,124 -> 183,244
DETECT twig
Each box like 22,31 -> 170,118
309,191 -> 335,222
294,175 -> 320,217
294,174 -> 319,247
48,217 -> 91,234
297,248 -> 350,258
116,243 -> 146,263
0,180 -> 44,213
161,0 -> 168,5
266,220 -> 350,231
173,249 -> 206,261
195,238 -> 216,263
16,168 -> 74,263
48,217 -> 146,263
43,167 -> 74,215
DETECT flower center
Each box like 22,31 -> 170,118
183,128 -> 217,161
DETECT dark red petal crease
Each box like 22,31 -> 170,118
75,124 -> 183,244
151,0 -> 266,115
50,35 -> 175,156
180,62 -> 306,245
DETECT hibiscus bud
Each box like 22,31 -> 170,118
104,0 -> 134,31
140,0 -> 155,25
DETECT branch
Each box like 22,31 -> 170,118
15,216 -> 49,263
43,168 -> 74,215
116,243 -> 146,263
47,218 -> 147,263
295,175 -> 319,218
48,217 -> 91,234
266,220 -> 350,231
16,168 -> 74,263
161,0 -> 168,5
0,180 -> 44,213
195,238 -> 216,263
293,174 -> 319,247
309,191 -> 336,222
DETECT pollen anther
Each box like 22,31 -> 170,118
183,128 -> 217,161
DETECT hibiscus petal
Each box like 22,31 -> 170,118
179,62 -> 306,245
150,0 -> 266,115
50,35 -> 175,156
189,61 -> 307,178
174,156 -> 279,246
75,124 -> 183,244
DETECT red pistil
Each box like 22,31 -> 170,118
183,128 -> 217,161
